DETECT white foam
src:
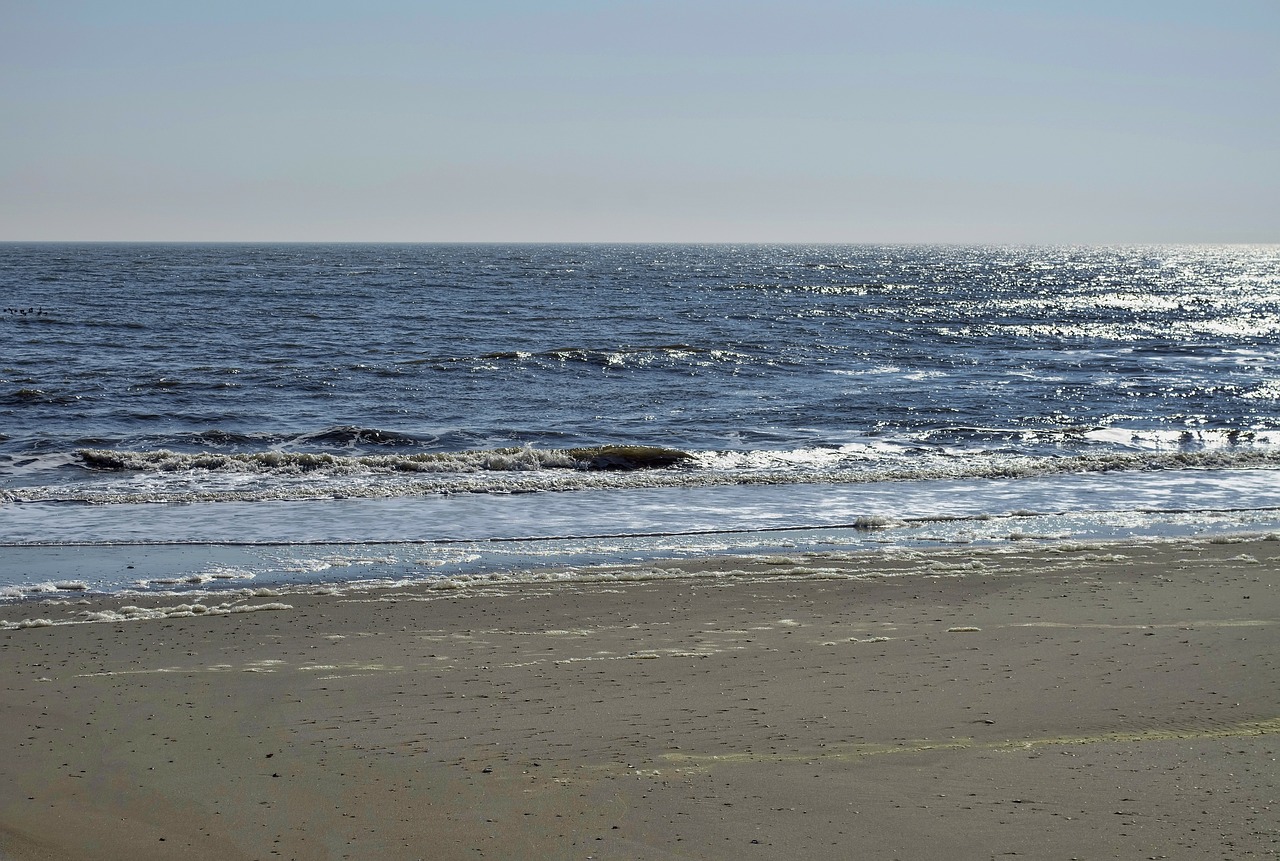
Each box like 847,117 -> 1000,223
276,554 -> 398,573
0,601 -> 292,630
135,567 -> 254,588
4,581 -> 92,597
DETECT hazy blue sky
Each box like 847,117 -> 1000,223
2,0 -> 1276,242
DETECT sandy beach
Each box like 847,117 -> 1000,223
1,536 -> 1277,860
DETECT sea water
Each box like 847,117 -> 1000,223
3,243 -> 1279,596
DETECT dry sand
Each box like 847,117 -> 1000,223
1,537 -> 1277,860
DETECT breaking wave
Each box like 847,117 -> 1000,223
2,444 -> 1274,505
74,444 -> 694,476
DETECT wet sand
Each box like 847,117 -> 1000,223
2,537 -> 1277,860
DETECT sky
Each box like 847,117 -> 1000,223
1,0 -> 1277,243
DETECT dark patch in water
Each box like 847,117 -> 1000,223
6,389 -> 80,406
568,445 -> 693,470
300,426 -> 422,447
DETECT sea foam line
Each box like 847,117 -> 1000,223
1,600 -> 293,630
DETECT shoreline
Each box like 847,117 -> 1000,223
5,506 -> 1280,605
2,537 -> 1277,859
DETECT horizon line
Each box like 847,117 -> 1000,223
3,239 -> 1276,247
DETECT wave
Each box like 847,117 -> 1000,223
74,444 -> 694,476
293,426 -> 424,447
397,344 -> 744,370
74,426 -> 436,452
3,444 -> 1277,506
178,429 -> 268,447
4,388 -> 82,406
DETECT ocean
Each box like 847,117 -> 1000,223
3,242 -> 1279,598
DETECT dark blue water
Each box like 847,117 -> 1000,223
3,243 -> 1279,594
